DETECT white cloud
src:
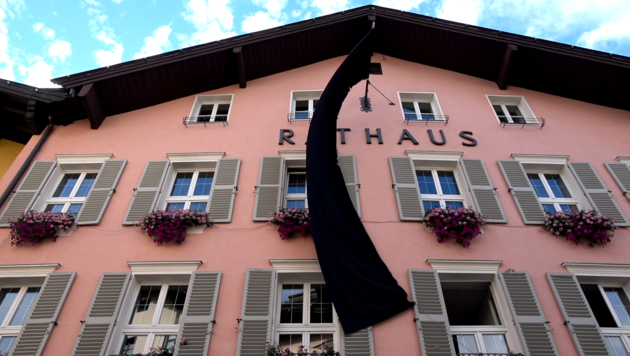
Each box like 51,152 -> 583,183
85,0 -> 101,6
32,22 -> 56,40
291,10 -> 301,17
133,25 -> 171,59
18,60 -> 59,87
180,0 -> 237,46
0,2 -> 18,80
310,0 -> 350,15
32,22 -> 43,32
242,11 -> 283,33
436,0 -> 481,25
252,0 -> 287,18
94,30 -> 123,66
112,0 -> 123,3
577,11 -> 630,51
374,0 -> 425,11
48,39 -> 71,63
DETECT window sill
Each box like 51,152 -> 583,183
187,225 -> 206,235
57,227 -> 77,237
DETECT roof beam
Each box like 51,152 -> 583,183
78,83 -> 106,129
496,44 -> 518,90
233,47 -> 246,89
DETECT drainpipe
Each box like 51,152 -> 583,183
0,116 -> 54,209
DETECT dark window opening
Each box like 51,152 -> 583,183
369,63 -> 382,75
581,284 -> 617,327
441,282 -> 501,326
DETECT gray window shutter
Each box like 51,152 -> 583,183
546,273 -> 612,356
175,271 -> 222,356
389,157 -> 423,221
77,160 -> 127,225
71,273 -> 131,356
253,157 -> 284,221
0,161 -> 57,227
499,272 -> 559,356
342,327 -> 374,356
498,160 -> 545,224
569,162 -> 629,226
460,159 -> 507,223
236,269 -> 276,356
408,270 -> 455,356
123,161 -> 170,225
605,162 -> 630,202
338,155 -> 361,217
10,272 -> 76,356
208,158 -> 241,223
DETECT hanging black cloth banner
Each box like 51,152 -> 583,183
306,28 -> 414,334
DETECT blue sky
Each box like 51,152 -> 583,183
1,0 -> 630,88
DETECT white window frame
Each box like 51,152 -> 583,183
398,92 -> 445,122
164,170 -> 214,211
271,260 -> 341,353
187,94 -> 234,124
284,171 -> 307,209
44,171 -> 99,214
289,90 -> 323,121
279,151 -> 307,209
486,95 -> 538,125
527,172 -> 579,213
415,169 -> 466,209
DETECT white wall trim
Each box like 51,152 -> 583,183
128,260 -> 202,275
166,152 -> 226,162
55,153 -> 113,164
0,263 -> 60,277
616,156 -> 630,164
405,150 -> 463,161
270,259 -> 320,273
278,150 -> 306,160
510,154 -> 569,165
427,259 -> 502,273
561,262 -> 630,277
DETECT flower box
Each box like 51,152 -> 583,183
266,340 -> 339,356
136,210 -> 213,245
8,210 -> 78,246
268,206 -> 311,239
423,207 -> 486,248
543,209 -> 616,247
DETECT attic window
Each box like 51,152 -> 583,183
369,63 -> 383,75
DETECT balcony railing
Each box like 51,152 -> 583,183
183,115 -> 228,127
499,117 -> 545,128
458,353 -> 524,356
404,114 -> 449,125
287,111 -> 313,122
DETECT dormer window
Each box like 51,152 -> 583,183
186,94 -> 233,125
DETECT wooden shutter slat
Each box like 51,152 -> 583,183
122,161 -> 169,225
208,158 -> 241,223
10,272 -> 75,356
546,273 -> 612,356
498,160 -> 545,224
408,270 -> 454,356
342,327 -> 374,356
77,160 -> 127,225
236,269 -> 275,356
569,162 -> 629,226
389,157 -> 423,221
253,157 -> 284,221
0,161 -> 57,227
71,273 -> 130,356
605,163 -> 630,201
338,155 -> 361,217
499,272 -> 559,356
460,159 -> 507,223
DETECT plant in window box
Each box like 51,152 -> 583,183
268,206 -> 312,239
542,209 -> 616,247
423,207 -> 486,248
266,341 -> 340,356
136,209 -> 213,245
8,209 -> 78,246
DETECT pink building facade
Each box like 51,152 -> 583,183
1,6 -> 630,356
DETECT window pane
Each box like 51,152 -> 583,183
0,288 -> 20,325
542,204 -> 557,213
198,104 -> 214,122
482,334 -> 509,353
527,173 -> 550,198
604,287 -> 630,326
418,102 -> 434,120
9,287 -> 40,326
152,335 -> 177,349
280,284 -> 304,324
416,171 -> 437,194
492,105 -> 508,123
193,172 -> 214,196
0,336 -> 17,354
75,173 -> 98,197
120,335 -> 147,355
445,201 -> 463,209
189,202 -> 207,212
506,105 -> 525,123
215,104 -> 230,121
544,174 -> 572,198
287,200 -> 306,209
310,284 -> 333,323
278,334 -> 303,353
68,203 -> 83,214
605,336 -> 630,356
559,204 -> 578,213
159,285 -> 188,325
53,173 -> 81,197
166,203 -> 185,211
170,172 -> 194,196
309,334 -> 334,352
45,204 -> 65,213
312,99 -> 319,111
129,285 -> 161,325
437,171 -> 460,195
453,334 -> 478,354
402,102 -> 417,120
295,100 -> 309,111
288,174 -> 306,194
423,201 -> 441,211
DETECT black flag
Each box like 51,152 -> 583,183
306,28 -> 414,334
